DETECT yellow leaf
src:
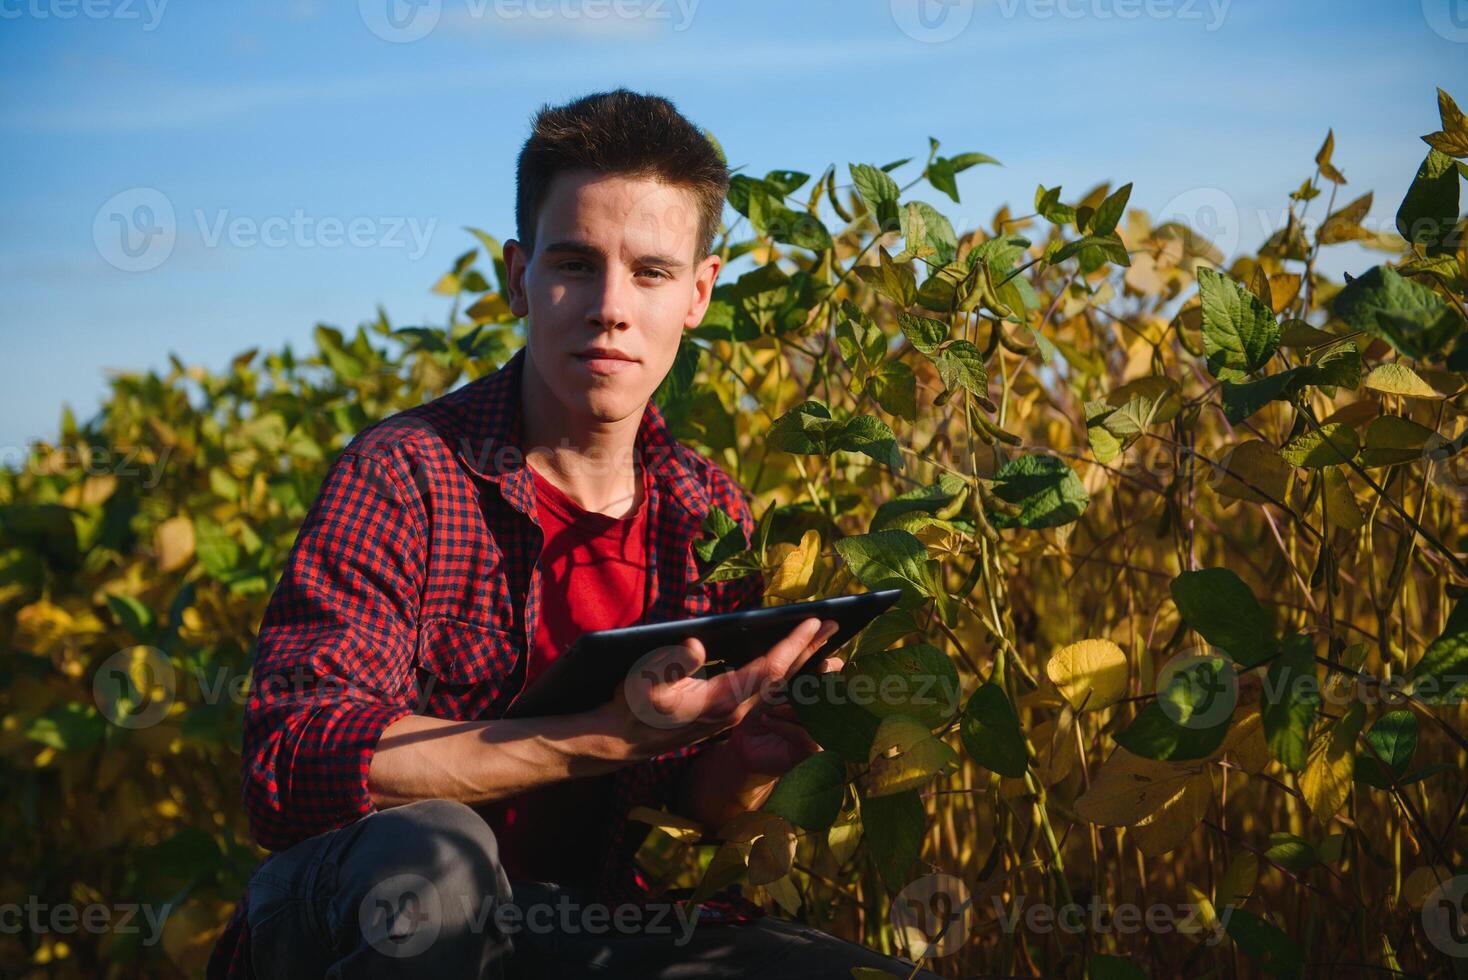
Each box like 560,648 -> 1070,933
1299,702 -> 1365,821
1046,638 -> 1128,712
827,807 -> 862,865
14,600 -> 75,657
864,715 -> 958,797
760,873 -> 802,915
1131,771 -> 1211,856
1211,440 -> 1292,505
1075,748 -> 1205,826
1403,865 -> 1453,909
1184,883 -> 1221,944
1216,852 -> 1258,909
154,516 -> 196,573
689,842 -> 750,905
1319,468 -> 1365,532
627,806 -> 705,843
748,816 -> 796,885
1363,363 -> 1443,399
768,529 -> 821,600
716,810 -> 777,843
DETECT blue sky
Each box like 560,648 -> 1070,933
1,0 -> 1463,456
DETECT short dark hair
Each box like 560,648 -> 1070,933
514,88 -> 729,263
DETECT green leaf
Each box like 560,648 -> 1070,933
873,474 -> 966,531
693,504 -> 743,563
1263,833 -> 1318,873
1089,182 -> 1133,236
1197,267 -> 1281,381
1221,369 -> 1306,425
1052,234 -> 1130,267
1396,149 -> 1460,255
1114,658 -> 1234,761
1359,415 -> 1436,468
1332,265 -> 1464,360
1279,423 -> 1360,469
1036,184 -> 1076,226
1224,908 -> 1303,979
1355,710 -> 1418,789
834,530 -> 937,608
105,593 -> 156,643
791,674 -> 883,764
959,682 -> 1029,777
859,789 -> 925,889
193,516 -> 240,580
845,643 -> 961,729
1406,599 -> 1468,704
900,201 -> 958,265
850,163 -> 901,233
897,312 -> 948,354
1170,568 -> 1278,667
833,415 -> 902,468
934,340 -> 988,398
866,360 -> 917,422
987,454 -> 1089,530
26,702 -> 105,752
763,751 -> 846,831
1262,634 -> 1320,771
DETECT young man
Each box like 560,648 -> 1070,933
207,89 -> 940,979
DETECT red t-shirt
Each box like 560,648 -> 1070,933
479,460 -> 649,886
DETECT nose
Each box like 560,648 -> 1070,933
587,267 -> 631,333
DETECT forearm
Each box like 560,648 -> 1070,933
367,711 -> 631,810
673,739 -> 780,832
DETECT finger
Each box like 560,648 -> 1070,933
781,618 -> 840,680
721,616 -> 825,702
819,656 -> 844,673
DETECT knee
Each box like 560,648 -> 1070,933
334,800 -> 514,971
367,799 -> 504,888
344,800 -> 509,922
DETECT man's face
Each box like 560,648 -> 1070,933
504,170 -> 720,427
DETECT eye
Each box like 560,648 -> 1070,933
637,267 -> 670,280
558,259 -> 591,273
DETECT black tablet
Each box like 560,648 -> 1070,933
502,588 -> 904,719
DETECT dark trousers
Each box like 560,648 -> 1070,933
244,798 -> 944,978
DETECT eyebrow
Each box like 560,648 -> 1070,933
542,240 -> 687,270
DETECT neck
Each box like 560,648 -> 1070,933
518,349 -> 645,519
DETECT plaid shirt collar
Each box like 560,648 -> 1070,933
446,345 -> 713,522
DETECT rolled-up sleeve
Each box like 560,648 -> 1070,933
241,450 -> 426,851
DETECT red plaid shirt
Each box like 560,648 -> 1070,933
207,346 -> 766,978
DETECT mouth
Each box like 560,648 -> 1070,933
573,347 -> 639,375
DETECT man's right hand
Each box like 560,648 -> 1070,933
588,615 -> 840,764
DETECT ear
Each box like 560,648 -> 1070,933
683,252 -> 722,331
503,238 -> 531,319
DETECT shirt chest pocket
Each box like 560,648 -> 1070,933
411,615 -> 525,721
